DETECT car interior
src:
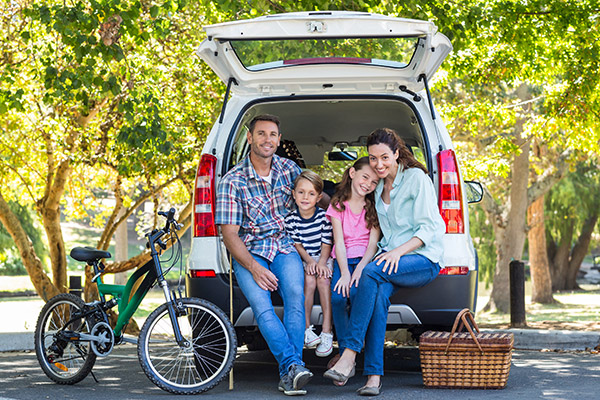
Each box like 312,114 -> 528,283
227,97 -> 430,184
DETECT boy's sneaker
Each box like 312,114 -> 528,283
278,374 -> 307,396
315,332 -> 333,357
304,325 -> 321,348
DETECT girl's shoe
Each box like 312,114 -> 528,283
315,332 -> 333,357
304,325 -> 321,348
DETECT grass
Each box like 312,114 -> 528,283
475,282 -> 600,330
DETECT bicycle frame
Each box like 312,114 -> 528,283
93,225 -> 186,344
95,259 -> 158,337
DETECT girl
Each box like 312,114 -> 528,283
324,128 -> 445,396
325,157 -> 380,384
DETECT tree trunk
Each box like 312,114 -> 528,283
0,192 -> 60,301
488,136 -> 530,313
550,219 -> 575,290
486,83 -> 533,313
565,214 -> 599,290
527,195 -> 555,303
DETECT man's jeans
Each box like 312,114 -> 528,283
344,254 -> 440,376
330,257 -> 361,354
233,251 -> 305,377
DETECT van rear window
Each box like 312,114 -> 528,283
226,37 -> 420,71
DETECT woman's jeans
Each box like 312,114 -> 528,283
344,254 -> 440,376
233,251 -> 305,377
330,257 -> 361,354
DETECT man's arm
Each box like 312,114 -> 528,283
221,224 -> 279,292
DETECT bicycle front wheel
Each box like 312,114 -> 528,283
34,293 -> 97,384
138,297 -> 236,394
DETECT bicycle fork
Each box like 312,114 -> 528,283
158,280 -> 191,348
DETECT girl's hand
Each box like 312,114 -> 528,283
305,260 -> 317,275
334,273 -> 351,298
316,262 -> 331,279
349,266 -> 363,288
375,248 -> 405,275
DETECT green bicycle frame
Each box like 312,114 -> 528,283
96,259 -> 158,337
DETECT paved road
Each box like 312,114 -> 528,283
0,345 -> 599,399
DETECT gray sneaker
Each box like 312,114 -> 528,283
289,364 -> 313,391
278,374 -> 307,396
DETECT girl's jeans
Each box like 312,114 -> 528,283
330,257 -> 361,354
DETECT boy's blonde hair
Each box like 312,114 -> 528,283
294,170 -> 324,194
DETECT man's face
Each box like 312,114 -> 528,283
247,120 -> 281,160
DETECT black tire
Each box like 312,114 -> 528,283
138,297 -> 237,394
34,293 -> 97,384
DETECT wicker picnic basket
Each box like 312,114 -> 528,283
419,308 -> 513,389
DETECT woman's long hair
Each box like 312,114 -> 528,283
366,128 -> 428,173
330,156 -> 379,229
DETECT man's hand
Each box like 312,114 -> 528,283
250,263 -> 279,292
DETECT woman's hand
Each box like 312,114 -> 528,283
375,248 -> 405,274
334,273 -> 351,297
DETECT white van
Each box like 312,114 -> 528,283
186,11 -> 483,348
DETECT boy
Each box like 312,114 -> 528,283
285,170 -> 334,357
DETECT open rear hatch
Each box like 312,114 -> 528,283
197,11 -> 452,95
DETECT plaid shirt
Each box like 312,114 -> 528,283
215,154 -> 301,262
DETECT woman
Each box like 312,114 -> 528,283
323,128 -> 445,396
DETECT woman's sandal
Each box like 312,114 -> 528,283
357,383 -> 382,396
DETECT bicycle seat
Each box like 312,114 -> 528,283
70,247 -> 112,262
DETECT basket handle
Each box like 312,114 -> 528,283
444,308 -> 484,354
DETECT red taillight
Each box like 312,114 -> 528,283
437,149 -> 464,234
190,270 -> 217,278
439,267 -> 469,275
194,154 -> 217,237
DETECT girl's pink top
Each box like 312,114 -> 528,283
326,201 -> 371,260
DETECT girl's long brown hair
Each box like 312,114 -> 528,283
367,128 -> 428,173
330,156 -> 379,230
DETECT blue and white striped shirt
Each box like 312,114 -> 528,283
285,208 -> 333,258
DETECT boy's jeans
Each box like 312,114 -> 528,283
233,251 -> 305,377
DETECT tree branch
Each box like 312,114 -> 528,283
527,149 -> 571,205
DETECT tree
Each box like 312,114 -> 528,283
546,165 -> 600,291
427,0 -> 600,312
0,0 -> 221,302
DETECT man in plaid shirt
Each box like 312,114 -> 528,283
216,114 -> 313,395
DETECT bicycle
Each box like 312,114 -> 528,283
34,208 -> 237,394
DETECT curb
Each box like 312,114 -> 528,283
483,328 -> 600,351
2,329 -> 599,353
0,332 -> 34,352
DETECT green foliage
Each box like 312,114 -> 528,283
545,163 -> 600,247
469,204 -> 496,286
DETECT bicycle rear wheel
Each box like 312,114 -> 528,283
138,297 -> 236,394
34,293 -> 97,384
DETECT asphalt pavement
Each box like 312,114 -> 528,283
0,345 -> 599,400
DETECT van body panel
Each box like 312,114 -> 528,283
197,11 -> 451,94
